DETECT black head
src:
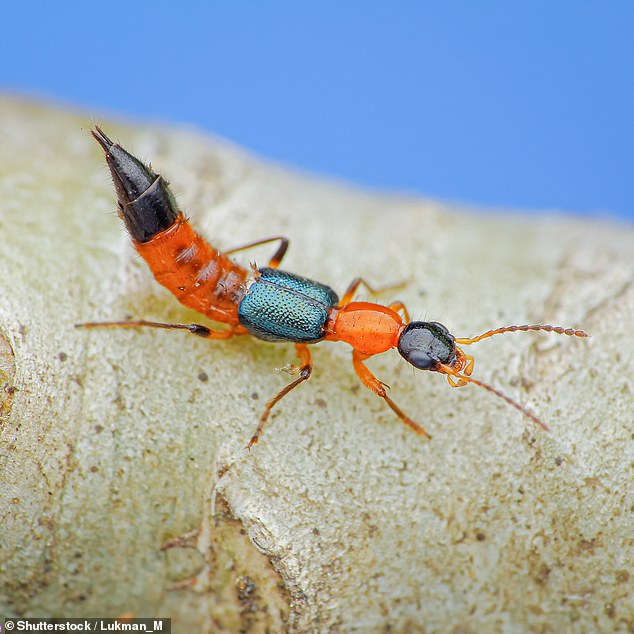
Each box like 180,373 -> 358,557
397,321 -> 457,371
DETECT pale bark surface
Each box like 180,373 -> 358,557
1,97 -> 632,633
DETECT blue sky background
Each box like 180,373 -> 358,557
2,2 -> 632,220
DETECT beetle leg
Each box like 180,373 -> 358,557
340,277 -> 409,306
247,343 -> 312,449
387,301 -> 411,323
352,349 -> 430,439
223,236 -> 289,269
75,319 -> 246,339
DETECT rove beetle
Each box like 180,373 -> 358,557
78,127 -> 588,448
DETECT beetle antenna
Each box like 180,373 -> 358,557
454,324 -> 588,346
438,364 -> 549,432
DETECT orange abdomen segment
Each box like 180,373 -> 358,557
326,302 -> 403,356
134,214 -> 248,325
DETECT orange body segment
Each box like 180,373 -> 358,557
134,214 -> 248,325
326,301 -> 403,356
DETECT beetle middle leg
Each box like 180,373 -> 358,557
247,343 -> 313,449
340,277 -> 409,305
351,349 -> 431,439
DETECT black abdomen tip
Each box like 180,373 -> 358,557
92,127 -> 179,242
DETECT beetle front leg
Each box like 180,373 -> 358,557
351,350 -> 431,439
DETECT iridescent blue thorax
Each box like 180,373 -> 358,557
238,267 -> 339,342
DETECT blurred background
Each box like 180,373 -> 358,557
2,1 -> 632,220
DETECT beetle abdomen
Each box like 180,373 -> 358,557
238,267 -> 339,342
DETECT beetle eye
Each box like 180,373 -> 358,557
403,349 -> 436,370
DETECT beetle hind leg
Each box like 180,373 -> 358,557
75,319 -> 244,340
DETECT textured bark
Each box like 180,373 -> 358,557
0,97 -> 632,633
